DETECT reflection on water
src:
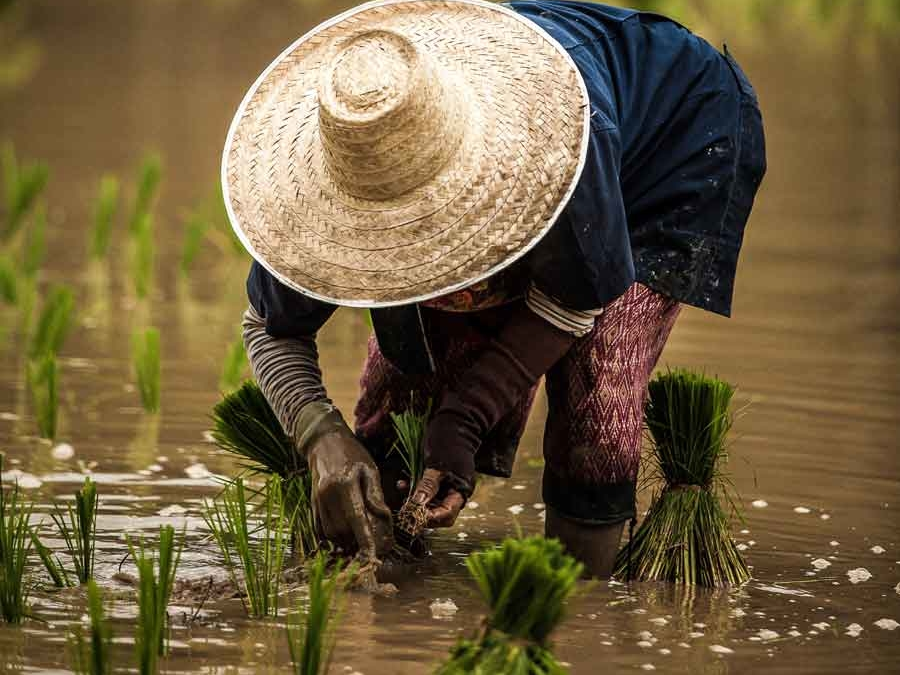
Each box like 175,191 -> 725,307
1,0 -> 900,673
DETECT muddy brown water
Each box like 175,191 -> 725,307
1,1 -> 899,673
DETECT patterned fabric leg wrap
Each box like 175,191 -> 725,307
542,283 -> 681,525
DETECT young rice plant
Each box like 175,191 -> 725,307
613,369 -> 751,586
50,476 -> 99,584
0,454 -> 35,623
29,284 -> 74,359
27,352 -> 58,439
132,328 -> 160,413
68,579 -> 113,675
89,174 -> 120,259
2,142 -> 49,241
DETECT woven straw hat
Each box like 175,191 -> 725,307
222,0 -> 590,307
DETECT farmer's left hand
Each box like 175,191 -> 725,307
408,468 -> 466,528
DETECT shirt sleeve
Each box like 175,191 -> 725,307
525,283 -> 603,337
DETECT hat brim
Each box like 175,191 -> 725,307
222,0 -> 590,308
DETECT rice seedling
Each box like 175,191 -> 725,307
131,212 -> 154,299
128,525 -> 182,674
613,369 -> 751,587
179,210 -> 208,275
89,174 -> 120,259
203,476 -> 293,617
1,142 -> 49,241
0,454 -> 35,623
30,528 -> 73,588
132,328 -> 160,413
68,579 -> 113,675
127,153 -> 161,234
28,284 -> 74,358
27,352 -> 57,439
435,536 -> 583,674
0,255 -> 16,304
287,551 -> 351,675
50,476 -> 99,584
219,332 -> 248,393
210,380 -> 318,555
389,397 -> 431,496
21,201 -> 45,277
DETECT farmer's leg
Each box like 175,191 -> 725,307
543,283 -> 681,577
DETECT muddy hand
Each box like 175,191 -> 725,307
411,468 -> 466,528
307,431 -> 394,561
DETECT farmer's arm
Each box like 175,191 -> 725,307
243,262 -> 393,560
412,288 -> 598,525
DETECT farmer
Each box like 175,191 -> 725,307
223,0 -> 766,577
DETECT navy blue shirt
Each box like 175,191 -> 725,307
510,0 -> 766,315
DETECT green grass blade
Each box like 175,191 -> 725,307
29,284 -> 75,359
2,143 -> 48,242
89,175 -> 120,259
0,255 -> 17,304
131,212 -> 154,299
22,201 -> 46,277
27,352 -> 58,439
0,454 -> 35,623
128,153 -> 162,234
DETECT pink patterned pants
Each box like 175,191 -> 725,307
354,283 -> 681,524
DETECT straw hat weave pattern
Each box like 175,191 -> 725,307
223,0 -> 590,307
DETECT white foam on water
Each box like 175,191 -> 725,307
847,568 -> 872,584
751,499 -> 768,508
51,443 -> 75,460
870,545 -> 885,554
812,622 -> 830,631
829,540 -> 840,547
158,504 -> 187,517
148,463 -> 164,472
709,645 -> 734,654
507,504 -> 524,515
757,629 -> 780,641
688,631 -> 704,639
845,623 -> 864,637
811,558 -> 831,570
637,641 -> 653,648
730,608 -> 746,618
649,617 -> 668,626
17,473 -> 42,489
532,502 -> 545,509
737,543 -> 749,551
184,463 -> 212,480
658,649 -> 671,655
456,532 -> 468,540
512,484 -> 526,490
756,584 -> 813,597
874,618 -> 899,630
788,630 -> 802,637
894,582 -> 900,595
466,501 -> 479,509
429,598 -> 458,620
640,664 -> 655,671
793,506 -> 811,514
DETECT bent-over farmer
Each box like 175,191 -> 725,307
222,0 -> 766,577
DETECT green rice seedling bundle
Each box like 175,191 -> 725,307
435,536 -> 583,675
22,202 -> 46,277
204,476 -> 293,617
2,143 -> 49,241
131,213 -> 155,299
219,333 -> 248,393
0,454 -> 35,623
128,153 -> 162,234
613,369 -> 750,587
50,476 -> 99,584
211,380 -> 317,555
29,284 -> 74,359
132,328 -> 160,413
391,399 -> 432,551
128,525 -> 182,675
27,352 -> 58,439
0,255 -> 16,304
68,579 -> 113,675
89,175 -> 120,259
287,551 -> 351,675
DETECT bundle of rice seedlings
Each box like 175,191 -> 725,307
287,551 -> 351,675
613,369 -> 751,587
211,380 -> 317,555
2,142 -> 49,241
132,328 -> 160,413
435,536 -> 583,675
391,397 -> 432,551
131,213 -> 155,299
27,352 -> 58,439
50,476 -> 99,584
127,153 -> 162,234
0,454 -> 35,623
128,525 -> 182,675
203,476 -> 293,617
89,174 -> 120,259
69,579 -> 113,675
219,333 -> 248,393
28,284 -> 74,359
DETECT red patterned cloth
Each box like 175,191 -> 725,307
353,282 -> 680,522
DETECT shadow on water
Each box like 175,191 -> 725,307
1,0 -> 899,673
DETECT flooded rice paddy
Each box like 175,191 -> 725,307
1,0 -> 899,673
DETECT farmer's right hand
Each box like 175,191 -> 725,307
298,406 -> 393,561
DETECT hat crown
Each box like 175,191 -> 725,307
317,30 -> 465,201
